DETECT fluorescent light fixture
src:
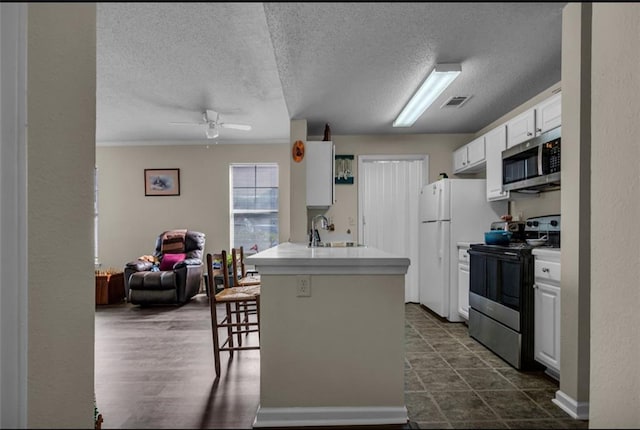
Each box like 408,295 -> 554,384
393,63 -> 461,127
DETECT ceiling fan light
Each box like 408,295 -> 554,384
205,123 -> 219,139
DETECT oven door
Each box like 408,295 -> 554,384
468,248 -> 523,331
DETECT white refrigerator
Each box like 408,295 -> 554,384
419,179 -> 507,322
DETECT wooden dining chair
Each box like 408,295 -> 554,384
232,246 -> 261,287
206,251 -> 260,378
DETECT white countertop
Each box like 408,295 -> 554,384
457,241 -> 476,249
532,247 -> 561,259
246,242 -> 411,275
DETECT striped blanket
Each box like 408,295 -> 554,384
161,229 -> 187,253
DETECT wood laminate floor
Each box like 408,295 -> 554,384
95,295 -> 589,429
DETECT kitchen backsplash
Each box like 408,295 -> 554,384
509,189 -> 560,220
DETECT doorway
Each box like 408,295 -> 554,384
358,154 -> 428,303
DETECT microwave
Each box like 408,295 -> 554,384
502,126 -> 561,192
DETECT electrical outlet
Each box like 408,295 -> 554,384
296,275 -> 311,297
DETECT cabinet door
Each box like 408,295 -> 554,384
534,282 -> 561,372
506,109 -> 536,148
466,136 -> 486,166
484,125 -> 509,201
453,146 -> 468,173
458,261 -> 470,320
535,92 -> 562,135
306,141 -> 334,207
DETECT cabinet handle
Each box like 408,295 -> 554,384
533,284 -> 538,289
536,128 -> 542,133
527,132 -> 533,136
542,267 -> 550,273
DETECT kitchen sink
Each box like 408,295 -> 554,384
308,241 -> 364,248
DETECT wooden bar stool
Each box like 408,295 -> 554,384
232,246 -> 261,287
206,251 -> 260,378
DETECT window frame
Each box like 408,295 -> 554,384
229,163 -> 279,254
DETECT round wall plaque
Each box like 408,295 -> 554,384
292,140 -> 305,162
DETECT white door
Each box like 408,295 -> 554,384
534,282 -> 561,371
358,155 -> 428,303
0,3 -> 28,427
485,125 -> 509,201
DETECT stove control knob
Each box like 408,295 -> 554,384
550,220 -> 558,227
533,221 -> 539,227
526,221 -> 533,227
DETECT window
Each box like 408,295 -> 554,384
230,164 -> 279,255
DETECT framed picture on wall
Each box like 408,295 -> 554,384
144,168 -> 180,196
335,155 -> 354,184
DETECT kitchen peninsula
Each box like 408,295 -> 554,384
247,242 -> 410,428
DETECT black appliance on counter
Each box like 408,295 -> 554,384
468,215 -> 561,370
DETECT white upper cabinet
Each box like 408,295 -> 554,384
506,109 -> 536,148
535,92 -> 562,135
453,136 -> 486,174
306,141 -> 335,208
484,125 -> 509,201
506,92 -> 562,148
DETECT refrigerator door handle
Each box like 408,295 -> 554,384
437,221 -> 444,260
436,184 -> 442,220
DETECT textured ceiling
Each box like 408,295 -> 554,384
96,2 -> 566,145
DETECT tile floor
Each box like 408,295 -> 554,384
404,303 -> 589,429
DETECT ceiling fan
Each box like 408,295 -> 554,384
169,109 -> 252,139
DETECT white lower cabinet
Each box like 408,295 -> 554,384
457,246 -> 470,320
532,249 -> 561,379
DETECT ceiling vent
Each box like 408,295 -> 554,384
441,95 -> 471,109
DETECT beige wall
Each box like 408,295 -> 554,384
590,3 -> 640,427
96,143 -> 290,270
305,134 -> 472,243
508,190 -> 561,221
27,4 -> 96,427
560,2 -> 592,413
260,274 -> 405,408
289,120 -> 308,243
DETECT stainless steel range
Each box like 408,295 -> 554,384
468,215 -> 561,370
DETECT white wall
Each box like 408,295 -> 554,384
306,133 -> 472,243
96,143 -> 290,270
590,3 -> 640,427
27,4 -> 96,427
559,2 -> 592,416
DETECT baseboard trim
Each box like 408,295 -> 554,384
252,405 -> 409,428
552,390 -> 589,420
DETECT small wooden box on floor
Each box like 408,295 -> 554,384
95,272 -> 125,305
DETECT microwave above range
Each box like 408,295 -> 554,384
502,127 -> 561,193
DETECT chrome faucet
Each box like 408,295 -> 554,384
310,214 -> 329,247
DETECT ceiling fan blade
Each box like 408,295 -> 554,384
169,121 -> 204,126
220,123 -> 252,131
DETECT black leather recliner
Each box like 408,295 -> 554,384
124,230 -> 206,305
